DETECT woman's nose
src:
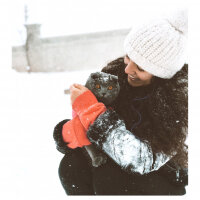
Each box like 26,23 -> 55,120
125,66 -> 129,74
125,64 -> 136,75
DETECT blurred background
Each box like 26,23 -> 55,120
0,0 -> 191,199
11,0 -> 187,72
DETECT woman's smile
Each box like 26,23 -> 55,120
128,74 -> 139,81
124,55 -> 153,87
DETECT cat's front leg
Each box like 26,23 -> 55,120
84,145 -> 107,167
91,153 -> 107,167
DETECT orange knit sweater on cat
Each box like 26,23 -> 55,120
62,90 -> 107,148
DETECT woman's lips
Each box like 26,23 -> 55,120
128,74 -> 139,81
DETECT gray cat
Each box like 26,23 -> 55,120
84,72 -> 120,167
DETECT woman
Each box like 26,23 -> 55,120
53,10 -> 188,195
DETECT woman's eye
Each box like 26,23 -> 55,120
95,84 -> 101,89
108,86 -> 113,90
137,65 -> 144,72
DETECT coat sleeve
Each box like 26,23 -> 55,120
53,119 -> 71,154
53,90 -> 106,153
62,115 -> 92,149
72,90 -> 107,130
87,109 -> 172,175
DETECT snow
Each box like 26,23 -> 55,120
0,68 -> 96,200
102,121 -> 170,175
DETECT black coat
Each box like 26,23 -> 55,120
53,57 -> 188,184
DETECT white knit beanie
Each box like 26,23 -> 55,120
124,10 -> 188,79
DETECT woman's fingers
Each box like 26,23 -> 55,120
70,84 -> 88,92
73,83 -> 88,90
69,83 -> 89,104
73,83 -> 82,89
70,83 -> 82,91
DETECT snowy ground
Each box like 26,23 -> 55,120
0,67 -> 190,199
0,68 -> 98,200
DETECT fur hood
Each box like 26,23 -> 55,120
102,57 -> 188,167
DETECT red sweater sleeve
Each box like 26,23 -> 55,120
72,90 -> 107,130
62,116 -> 91,148
62,90 -> 106,149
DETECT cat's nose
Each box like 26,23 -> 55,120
102,93 -> 106,96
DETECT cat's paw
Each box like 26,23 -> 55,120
92,154 -> 107,167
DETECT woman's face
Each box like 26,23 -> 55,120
124,55 -> 153,87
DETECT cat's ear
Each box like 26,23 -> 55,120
109,75 -> 118,83
90,72 -> 99,79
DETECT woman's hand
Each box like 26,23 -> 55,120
70,84 -> 89,105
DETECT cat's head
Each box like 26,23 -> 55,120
85,72 -> 120,105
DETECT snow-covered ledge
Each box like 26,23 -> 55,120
12,24 -> 129,72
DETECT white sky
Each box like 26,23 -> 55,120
11,0 -> 188,45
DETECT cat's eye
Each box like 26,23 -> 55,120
108,86 -> 113,90
95,84 -> 101,89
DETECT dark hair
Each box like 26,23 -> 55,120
150,65 -> 188,168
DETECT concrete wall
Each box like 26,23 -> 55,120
12,24 -> 129,72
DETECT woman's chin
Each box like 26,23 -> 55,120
128,77 -> 142,87
127,77 -> 151,87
